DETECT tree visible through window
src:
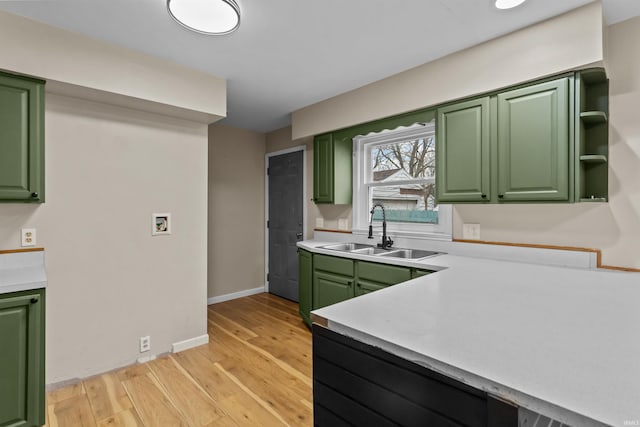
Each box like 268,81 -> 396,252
367,126 -> 437,224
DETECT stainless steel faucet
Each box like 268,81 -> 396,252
368,203 -> 393,249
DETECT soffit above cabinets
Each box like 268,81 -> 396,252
0,1 -> 638,132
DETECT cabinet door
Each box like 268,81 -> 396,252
313,133 -> 334,203
298,250 -> 313,326
357,261 -> 411,286
0,73 -> 44,202
436,97 -> 490,203
497,78 -> 569,201
0,290 -> 45,427
313,271 -> 354,310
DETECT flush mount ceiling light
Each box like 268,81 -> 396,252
495,0 -> 527,9
167,0 -> 240,35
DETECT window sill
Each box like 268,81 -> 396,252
352,228 -> 452,242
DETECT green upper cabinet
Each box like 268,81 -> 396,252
0,71 -> 45,203
298,249 -> 313,327
0,289 -> 45,427
313,133 -> 351,204
497,78 -> 570,202
436,75 -> 575,204
436,97 -> 490,202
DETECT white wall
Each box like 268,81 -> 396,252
0,94 -> 209,383
0,9 -> 226,124
208,124 -> 266,299
292,2 -> 603,139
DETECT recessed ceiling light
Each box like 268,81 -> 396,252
167,0 -> 240,35
495,0 -> 527,10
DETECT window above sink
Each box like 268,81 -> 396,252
352,123 -> 453,241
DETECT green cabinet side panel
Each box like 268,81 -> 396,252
497,78 -> 570,201
313,254 -> 354,277
313,271 -> 354,310
313,133 -> 333,203
436,97 -> 490,203
0,72 -> 45,203
356,261 -> 411,286
298,250 -> 313,327
0,288 -> 45,427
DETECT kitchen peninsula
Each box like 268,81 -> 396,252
300,238 -> 640,427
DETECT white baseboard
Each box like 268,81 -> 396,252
207,286 -> 265,305
172,334 -> 209,353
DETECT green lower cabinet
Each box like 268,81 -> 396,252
300,251 -> 435,322
313,271 -> 355,309
298,250 -> 312,327
355,261 -> 412,296
0,288 -> 45,427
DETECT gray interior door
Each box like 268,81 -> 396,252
268,150 -> 304,301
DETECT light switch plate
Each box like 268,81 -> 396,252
21,228 -> 36,247
462,223 -> 481,240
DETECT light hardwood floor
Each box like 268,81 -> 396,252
45,293 -> 313,427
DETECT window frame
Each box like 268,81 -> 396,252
352,123 -> 452,241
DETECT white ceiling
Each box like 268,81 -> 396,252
1,0 -> 638,132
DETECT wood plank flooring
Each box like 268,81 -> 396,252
45,293 -> 312,427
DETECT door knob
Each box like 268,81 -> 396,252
296,232 -> 303,239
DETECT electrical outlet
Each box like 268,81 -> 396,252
338,218 -> 348,230
140,336 -> 151,353
462,223 -> 481,240
21,228 -> 36,247
315,218 -> 324,228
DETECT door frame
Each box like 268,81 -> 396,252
264,145 -> 307,293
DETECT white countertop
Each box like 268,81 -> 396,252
302,239 -> 640,427
0,250 -> 47,294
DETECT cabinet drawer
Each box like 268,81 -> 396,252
357,261 -> 411,285
314,254 -> 354,277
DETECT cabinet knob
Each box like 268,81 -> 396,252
30,297 -> 39,304
31,192 -> 38,198
356,283 -> 360,287
347,281 -> 353,286
481,194 -> 487,199
498,194 -> 504,198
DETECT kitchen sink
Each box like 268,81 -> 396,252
377,249 -> 442,260
319,243 -> 443,260
350,247 -> 392,255
321,243 -> 374,252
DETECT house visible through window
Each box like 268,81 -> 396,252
352,122 -> 452,240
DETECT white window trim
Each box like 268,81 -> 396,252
352,123 -> 452,241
